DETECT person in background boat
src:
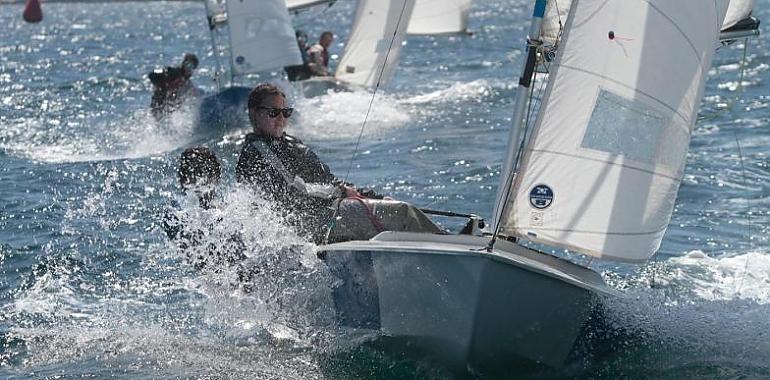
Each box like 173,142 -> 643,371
284,30 -> 313,82
306,31 -> 334,77
236,83 -> 443,244
163,146 -> 245,269
148,53 -> 202,120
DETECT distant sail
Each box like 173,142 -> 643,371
722,0 -> 756,30
335,0 -> 416,88
406,0 -> 471,35
226,0 -> 302,76
498,0 -> 730,262
285,0 -> 336,12
540,0 -> 571,46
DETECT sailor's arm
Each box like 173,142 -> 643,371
293,141 -> 385,199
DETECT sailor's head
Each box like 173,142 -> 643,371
181,53 -> 199,78
178,146 -> 220,207
319,31 -> 334,48
248,83 -> 293,139
296,30 -> 308,47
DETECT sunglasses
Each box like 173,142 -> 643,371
257,106 -> 294,118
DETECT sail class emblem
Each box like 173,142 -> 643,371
529,184 -> 554,209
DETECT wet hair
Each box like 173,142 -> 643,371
178,146 -> 221,191
320,31 -> 333,41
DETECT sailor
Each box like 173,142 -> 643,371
236,83 -> 443,243
163,146 -> 245,269
306,31 -> 334,77
148,53 -> 201,120
284,30 -> 313,82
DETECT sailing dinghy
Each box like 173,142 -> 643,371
296,0 -> 417,97
317,0 -> 752,373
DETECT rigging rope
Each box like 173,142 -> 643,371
322,0 -> 411,244
700,37 -> 750,121
734,133 -> 754,295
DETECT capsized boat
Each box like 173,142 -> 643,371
317,0 -> 755,373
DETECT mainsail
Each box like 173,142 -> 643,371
225,0 -> 302,76
406,0 -> 471,35
497,0 -> 730,262
335,0 -> 417,88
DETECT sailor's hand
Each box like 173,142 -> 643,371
340,185 -> 362,198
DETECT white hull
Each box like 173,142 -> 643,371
319,232 -> 616,371
295,76 -> 364,98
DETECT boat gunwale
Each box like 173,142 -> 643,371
318,232 -> 620,296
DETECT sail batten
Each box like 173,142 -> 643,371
498,0 -> 731,263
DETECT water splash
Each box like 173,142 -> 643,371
293,91 -> 410,140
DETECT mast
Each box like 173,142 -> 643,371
490,0 -> 547,236
203,0 -> 226,90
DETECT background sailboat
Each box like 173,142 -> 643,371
297,0 -> 417,97
195,0 -> 303,133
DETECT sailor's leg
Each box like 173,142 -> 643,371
367,199 -> 444,234
326,198 -> 384,243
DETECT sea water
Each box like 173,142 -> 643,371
1,1 -> 768,379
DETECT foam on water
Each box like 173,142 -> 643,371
666,250 -> 770,304
4,186 -> 343,377
292,90 -> 410,140
0,103 -> 204,163
576,250 -> 770,377
401,79 -> 495,105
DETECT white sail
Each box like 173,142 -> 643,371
226,0 -> 302,76
540,0 -> 571,46
335,0 -> 417,88
542,0 -> 753,44
722,0 -> 755,30
498,0 -> 730,262
406,0 -> 471,35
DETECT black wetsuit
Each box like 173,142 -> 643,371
148,67 -> 196,120
236,132 -> 381,241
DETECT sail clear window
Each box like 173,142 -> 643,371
581,90 -> 686,168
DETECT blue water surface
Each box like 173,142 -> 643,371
1,1 -> 769,378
